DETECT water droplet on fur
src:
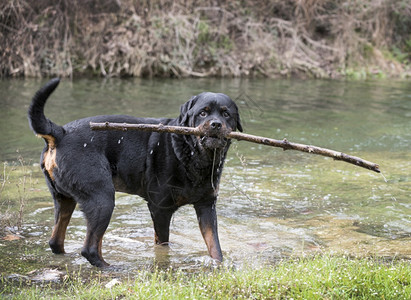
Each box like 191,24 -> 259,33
150,150 -> 153,155
191,151 -> 194,156
118,140 -> 121,144
157,142 -> 160,146
83,143 -> 87,147
90,136 -> 94,142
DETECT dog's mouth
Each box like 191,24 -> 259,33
199,136 -> 228,149
196,121 -> 231,150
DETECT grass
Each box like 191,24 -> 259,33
1,255 -> 410,299
0,159 -> 48,234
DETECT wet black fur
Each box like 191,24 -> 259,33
28,78 -> 242,267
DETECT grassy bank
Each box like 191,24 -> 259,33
1,255 -> 410,299
1,0 -> 410,79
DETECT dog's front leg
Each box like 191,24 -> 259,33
194,202 -> 223,262
148,204 -> 175,245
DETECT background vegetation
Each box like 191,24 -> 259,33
1,0 -> 410,78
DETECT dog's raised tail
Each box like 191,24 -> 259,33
28,78 -> 64,141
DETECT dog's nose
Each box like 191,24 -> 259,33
210,120 -> 222,130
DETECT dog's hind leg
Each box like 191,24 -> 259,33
80,190 -> 115,268
49,194 -> 77,254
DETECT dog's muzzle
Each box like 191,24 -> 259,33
198,120 -> 229,149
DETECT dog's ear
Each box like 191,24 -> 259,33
230,101 -> 243,132
178,95 -> 198,126
236,113 -> 243,132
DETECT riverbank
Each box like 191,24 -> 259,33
1,255 -> 410,299
1,0 -> 410,79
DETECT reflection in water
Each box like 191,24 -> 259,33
0,78 -> 410,276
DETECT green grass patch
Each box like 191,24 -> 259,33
1,255 -> 410,299
0,161 -> 49,233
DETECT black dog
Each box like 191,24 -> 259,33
28,78 -> 242,267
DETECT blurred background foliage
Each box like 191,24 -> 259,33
1,0 -> 410,78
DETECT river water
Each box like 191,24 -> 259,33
0,78 -> 410,276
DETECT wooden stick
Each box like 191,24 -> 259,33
90,122 -> 381,173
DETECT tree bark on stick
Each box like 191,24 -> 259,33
90,122 -> 381,173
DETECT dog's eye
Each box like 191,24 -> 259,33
222,111 -> 230,118
199,111 -> 208,118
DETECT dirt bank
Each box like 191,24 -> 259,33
1,0 -> 410,78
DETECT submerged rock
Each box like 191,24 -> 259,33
28,268 -> 65,282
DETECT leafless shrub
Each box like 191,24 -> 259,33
0,0 -> 409,78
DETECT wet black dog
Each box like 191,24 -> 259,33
28,78 -> 242,267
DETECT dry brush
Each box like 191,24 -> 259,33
1,0 -> 410,78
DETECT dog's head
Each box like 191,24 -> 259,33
178,92 -> 242,150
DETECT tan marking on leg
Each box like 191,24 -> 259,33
154,232 -> 160,244
50,204 -> 75,253
98,236 -> 104,258
200,224 -> 221,261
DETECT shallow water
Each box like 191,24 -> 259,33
0,78 -> 410,278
